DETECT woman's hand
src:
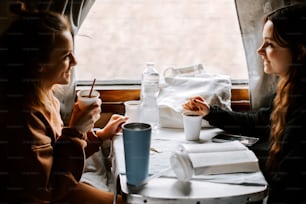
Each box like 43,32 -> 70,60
96,114 -> 128,141
69,100 -> 102,133
183,96 -> 210,116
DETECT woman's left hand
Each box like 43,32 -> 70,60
96,114 -> 128,141
69,100 -> 102,133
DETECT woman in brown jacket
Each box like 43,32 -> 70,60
0,10 -> 127,203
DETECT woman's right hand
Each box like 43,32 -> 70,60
69,100 -> 102,133
183,96 -> 210,116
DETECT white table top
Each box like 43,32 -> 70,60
112,127 -> 268,204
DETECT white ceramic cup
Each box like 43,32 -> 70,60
77,90 -> 100,110
124,100 -> 142,123
182,111 -> 203,141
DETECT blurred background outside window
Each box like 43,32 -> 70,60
75,0 -> 248,82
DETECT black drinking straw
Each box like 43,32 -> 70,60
88,78 -> 96,98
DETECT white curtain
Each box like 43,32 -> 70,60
0,1 -> 16,36
235,0 -> 306,110
235,0 -> 283,110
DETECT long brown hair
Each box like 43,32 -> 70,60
265,3 -> 306,171
0,10 -> 70,110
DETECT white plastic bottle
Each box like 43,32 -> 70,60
140,62 -> 160,130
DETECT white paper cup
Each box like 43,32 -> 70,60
182,112 -> 203,141
77,90 -> 100,110
124,100 -> 142,123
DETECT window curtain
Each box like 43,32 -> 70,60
20,0 -> 96,124
235,0 -> 282,110
235,0 -> 305,110
0,1 -> 12,36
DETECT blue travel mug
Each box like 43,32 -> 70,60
122,122 -> 152,186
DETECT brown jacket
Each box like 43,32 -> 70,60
4,95 -> 102,203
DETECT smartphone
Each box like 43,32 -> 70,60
212,132 -> 259,146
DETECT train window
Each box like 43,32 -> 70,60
74,0 -> 248,83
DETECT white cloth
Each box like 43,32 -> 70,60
80,150 -> 114,191
158,71 -> 232,128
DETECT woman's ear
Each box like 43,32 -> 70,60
31,58 -> 46,73
38,65 -> 44,73
298,44 -> 306,60
302,45 -> 306,56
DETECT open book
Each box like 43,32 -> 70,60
179,141 -> 260,175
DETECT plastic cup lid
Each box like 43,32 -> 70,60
170,150 -> 193,182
